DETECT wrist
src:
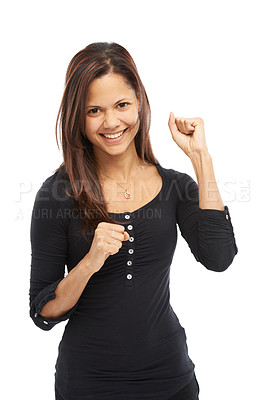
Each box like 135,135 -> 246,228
188,147 -> 211,162
188,148 -> 213,184
78,258 -> 96,277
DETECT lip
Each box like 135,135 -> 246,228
100,129 -> 125,135
99,128 -> 128,144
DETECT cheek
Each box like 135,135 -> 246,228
128,112 -> 139,128
85,119 -> 98,136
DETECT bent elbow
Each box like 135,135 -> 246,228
202,247 -> 238,272
204,260 -> 231,272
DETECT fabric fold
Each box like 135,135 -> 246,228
29,172 -> 78,331
198,205 -> 238,271
175,172 -> 238,271
29,278 -> 80,331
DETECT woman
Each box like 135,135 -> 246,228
29,42 -> 238,400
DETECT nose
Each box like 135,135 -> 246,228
102,110 -> 120,130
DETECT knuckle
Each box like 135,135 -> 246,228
95,230 -> 101,238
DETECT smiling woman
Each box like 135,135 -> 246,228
29,41 -> 237,400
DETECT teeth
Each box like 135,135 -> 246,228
103,130 -> 125,139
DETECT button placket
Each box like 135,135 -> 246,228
124,213 -> 135,287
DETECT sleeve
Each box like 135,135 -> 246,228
175,172 -> 238,272
29,176 -> 79,331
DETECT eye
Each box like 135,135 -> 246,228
87,102 -> 129,115
88,108 -> 100,114
118,102 -> 129,109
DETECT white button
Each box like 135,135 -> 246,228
43,320 -> 48,325
129,236 -> 134,242
225,215 -> 229,219
125,214 -> 130,219
127,225 -> 133,230
127,260 -> 132,266
34,313 -> 38,318
127,274 -> 132,279
128,249 -> 134,254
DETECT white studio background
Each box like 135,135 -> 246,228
1,0 -> 265,399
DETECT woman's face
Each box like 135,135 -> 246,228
85,73 -> 140,156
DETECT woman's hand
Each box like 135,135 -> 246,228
168,112 -> 209,157
82,222 -> 130,274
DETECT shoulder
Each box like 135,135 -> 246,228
34,166 -> 74,209
156,163 -> 198,201
156,163 -> 195,185
31,167 -> 75,232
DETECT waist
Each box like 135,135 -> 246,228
66,304 -> 182,348
58,325 -> 192,374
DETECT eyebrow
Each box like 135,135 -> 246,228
86,98 -> 131,109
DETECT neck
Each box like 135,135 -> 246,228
94,148 -> 146,183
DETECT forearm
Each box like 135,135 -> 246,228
189,149 -> 225,210
40,259 -> 95,320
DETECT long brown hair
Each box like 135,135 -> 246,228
54,42 -> 158,241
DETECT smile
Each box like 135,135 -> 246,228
100,128 -> 127,138
99,128 -> 128,143
101,130 -> 124,138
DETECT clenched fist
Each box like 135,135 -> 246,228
82,222 -> 130,274
168,112 -> 208,157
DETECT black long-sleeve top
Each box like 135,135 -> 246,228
29,162 -> 238,400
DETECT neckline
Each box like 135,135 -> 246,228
107,163 -> 164,216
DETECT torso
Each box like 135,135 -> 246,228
100,163 -> 163,214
